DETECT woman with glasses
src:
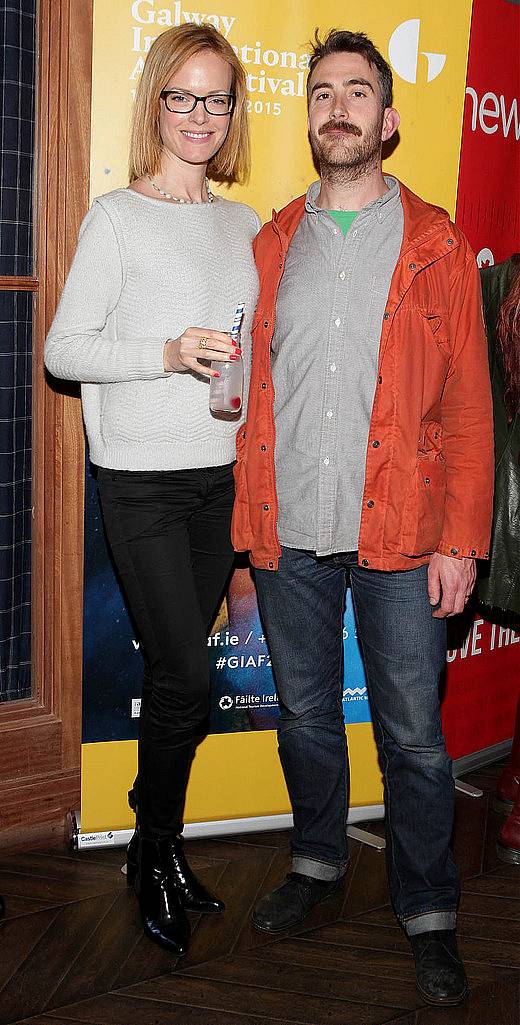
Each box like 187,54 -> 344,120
45,24 -> 259,956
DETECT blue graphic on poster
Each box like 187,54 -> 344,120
83,462 -> 371,743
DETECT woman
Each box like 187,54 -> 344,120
478,254 -> 520,865
45,24 -> 259,955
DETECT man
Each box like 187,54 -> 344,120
232,29 -> 494,1008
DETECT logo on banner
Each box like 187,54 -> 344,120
343,687 -> 367,699
219,695 -> 233,711
465,87 -> 519,139
389,19 -> 446,84
477,247 -> 495,268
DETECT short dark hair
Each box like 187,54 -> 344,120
307,29 -> 393,110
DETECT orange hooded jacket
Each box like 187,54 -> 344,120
232,182 -> 494,573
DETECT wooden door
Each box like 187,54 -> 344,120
0,0 -> 93,848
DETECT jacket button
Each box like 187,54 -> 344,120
362,558 -> 370,567
447,238 -> 453,245
261,444 -> 267,452
451,547 -> 458,555
261,382 -> 267,389
372,440 -> 380,448
383,312 -> 389,320
268,561 -> 274,568
425,477 -> 430,485
263,319 -> 269,327
367,500 -> 374,508
470,549 -> 476,557
378,375 -> 382,384
242,430 -> 246,439
263,504 -> 270,511
484,551 -> 489,557
409,262 -> 416,270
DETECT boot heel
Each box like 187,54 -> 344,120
493,794 -> 514,816
497,839 -> 520,864
126,859 -> 138,886
125,828 -> 139,886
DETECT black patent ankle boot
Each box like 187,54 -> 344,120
136,837 -> 190,955
169,836 -> 225,913
127,830 -> 224,913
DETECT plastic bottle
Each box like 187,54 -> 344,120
209,302 -> 245,414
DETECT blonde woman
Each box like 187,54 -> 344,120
45,24 -> 259,955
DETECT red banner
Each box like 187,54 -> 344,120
443,615 -> 520,759
455,0 -> 520,266
445,0 -> 520,761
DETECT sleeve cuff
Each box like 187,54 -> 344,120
436,541 -> 490,560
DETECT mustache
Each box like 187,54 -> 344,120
318,120 -> 362,138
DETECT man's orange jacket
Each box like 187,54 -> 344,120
232,182 -> 494,572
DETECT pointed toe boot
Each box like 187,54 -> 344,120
127,830 -> 224,913
136,838 -> 190,956
168,836 -> 225,913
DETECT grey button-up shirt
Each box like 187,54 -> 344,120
272,176 -> 404,555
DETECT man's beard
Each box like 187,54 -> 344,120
310,116 -> 383,184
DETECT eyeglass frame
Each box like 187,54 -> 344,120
160,90 -> 235,115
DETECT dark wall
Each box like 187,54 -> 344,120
0,0 -> 36,700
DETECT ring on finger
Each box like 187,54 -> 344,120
198,336 -> 210,350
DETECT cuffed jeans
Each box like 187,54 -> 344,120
254,547 -> 459,935
97,464 -> 235,839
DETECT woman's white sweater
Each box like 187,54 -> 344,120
45,188 -> 260,470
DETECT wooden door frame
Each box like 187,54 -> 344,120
0,0 -> 93,847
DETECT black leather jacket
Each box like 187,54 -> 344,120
478,258 -> 520,614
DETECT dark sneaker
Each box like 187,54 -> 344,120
252,872 -> 342,933
410,929 -> 468,1006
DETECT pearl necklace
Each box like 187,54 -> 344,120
147,175 -> 214,204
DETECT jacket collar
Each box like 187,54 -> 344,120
399,182 -> 456,258
270,194 -> 306,249
271,179 -> 458,261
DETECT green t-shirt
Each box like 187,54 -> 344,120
328,210 -> 358,236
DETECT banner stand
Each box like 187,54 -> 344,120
69,738 -> 512,852
69,804 -> 385,852
455,780 -> 483,798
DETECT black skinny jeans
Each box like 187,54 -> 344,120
97,463 -> 235,838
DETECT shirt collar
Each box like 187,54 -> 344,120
305,175 -> 401,223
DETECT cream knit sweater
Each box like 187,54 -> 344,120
45,188 -> 260,470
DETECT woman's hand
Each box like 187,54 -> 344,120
164,328 -> 240,377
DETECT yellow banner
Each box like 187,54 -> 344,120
91,1 -> 473,217
83,724 -> 384,832
83,0 -> 473,835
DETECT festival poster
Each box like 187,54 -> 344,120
81,0 -> 490,837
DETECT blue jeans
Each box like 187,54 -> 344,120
254,547 -> 459,935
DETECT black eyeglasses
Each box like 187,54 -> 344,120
160,90 -> 235,115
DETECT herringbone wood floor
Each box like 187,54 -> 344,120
0,760 -> 519,1024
